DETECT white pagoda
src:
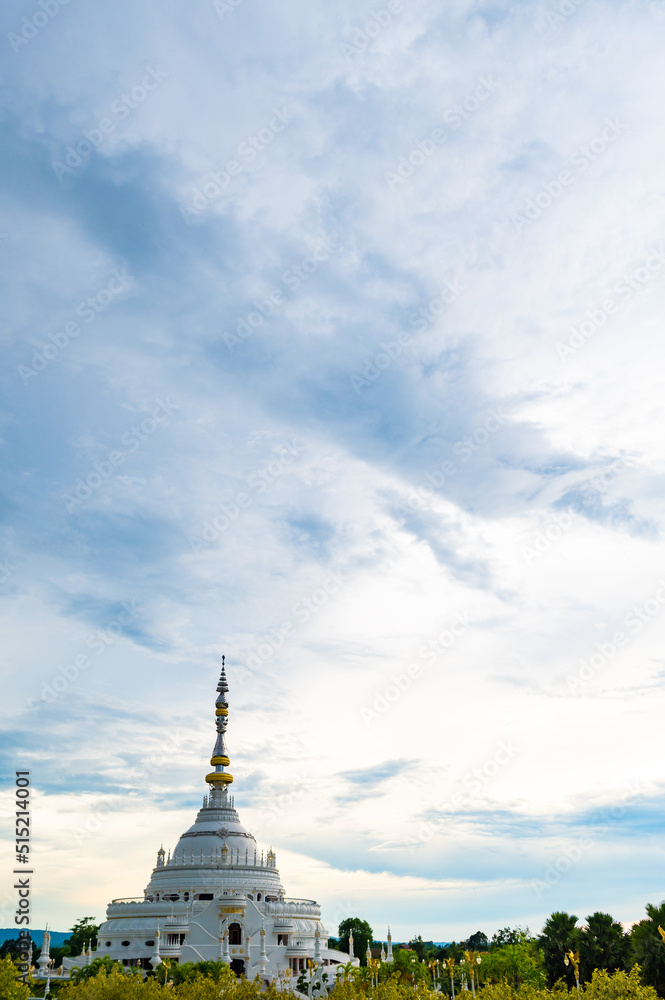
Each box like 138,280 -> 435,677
93,659 -> 356,979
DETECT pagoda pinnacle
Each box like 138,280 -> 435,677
205,656 -> 233,787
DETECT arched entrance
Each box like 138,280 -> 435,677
230,958 -> 245,977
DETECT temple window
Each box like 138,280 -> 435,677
229,923 -> 242,945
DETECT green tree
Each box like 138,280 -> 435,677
0,936 -> 38,963
631,902 -> 665,995
480,938 -> 546,988
461,931 -> 489,951
70,957 -> 124,983
491,928 -> 532,949
583,965 -> 659,999
579,912 -> 630,982
338,918 -> 373,967
65,918 -> 101,956
388,947 -> 429,984
538,911 -> 580,988
410,936 -> 428,962
164,961 -> 236,986
0,956 -> 31,1000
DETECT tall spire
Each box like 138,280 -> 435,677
205,656 -> 234,787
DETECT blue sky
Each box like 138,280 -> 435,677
2,0 -> 665,944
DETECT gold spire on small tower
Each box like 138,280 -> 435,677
205,656 -> 234,786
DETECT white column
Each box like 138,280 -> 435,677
221,929 -> 230,964
259,922 -> 267,976
150,924 -> 162,969
38,929 -> 51,972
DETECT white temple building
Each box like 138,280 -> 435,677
89,660 -> 375,979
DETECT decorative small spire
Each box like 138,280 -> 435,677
151,922 -> 162,969
205,656 -> 234,788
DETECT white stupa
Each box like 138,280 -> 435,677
94,659 -> 354,979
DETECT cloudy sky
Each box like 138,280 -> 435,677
2,0 -> 665,945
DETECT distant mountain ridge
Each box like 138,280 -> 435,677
0,928 -> 71,947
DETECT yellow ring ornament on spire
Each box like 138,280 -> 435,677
210,755 -> 230,766
206,772 -> 233,784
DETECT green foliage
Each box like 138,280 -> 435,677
480,938 -> 546,988
70,957 -> 125,983
60,964 -> 162,999
52,959 -> 659,1000
339,918 -> 374,966
631,901 -> 665,995
461,966 -> 655,1000
538,911 -> 580,988
491,929 -> 533,950
578,913 -> 630,983
387,948 -> 429,984
583,965 -> 659,999
157,961 -> 236,986
463,932 -> 490,951
0,935 -> 39,963
0,956 -> 31,1000
409,937 -> 428,962
65,918 -> 101,956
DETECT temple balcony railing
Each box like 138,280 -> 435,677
265,898 -> 321,919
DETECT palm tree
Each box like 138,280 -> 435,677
579,912 -> 630,981
631,901 -> 665,994
538,911 -> 579,987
